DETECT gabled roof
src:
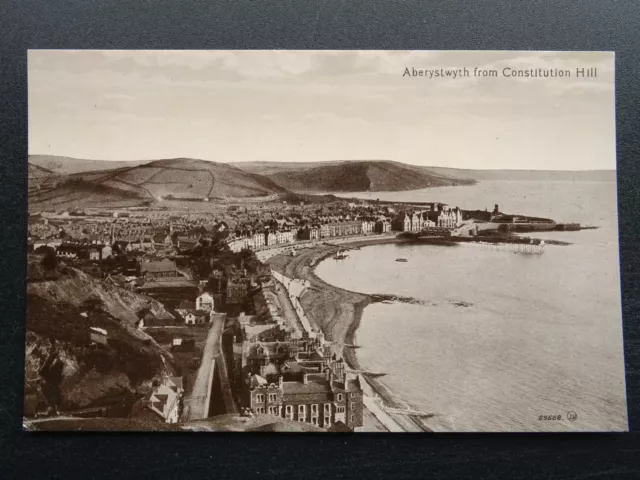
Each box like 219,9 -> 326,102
142,259 -> 177,274
250,374 -> 268,388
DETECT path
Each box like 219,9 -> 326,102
181,313 -> 225,421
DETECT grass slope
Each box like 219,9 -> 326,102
29,155 -> 152,175
237,160 -> 475,192
28,157 -> 293,210
235,160 -> 616,186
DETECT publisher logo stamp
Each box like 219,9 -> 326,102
567,411 -> 578,422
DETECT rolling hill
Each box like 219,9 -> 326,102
29,155 -> 151,175
235,160 -> 616,188
28,157 -> 291,209
234,160 -> 476,193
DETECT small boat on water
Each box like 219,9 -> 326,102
333,248 -> 348,260
396,258 -> 408,262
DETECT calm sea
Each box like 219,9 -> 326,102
316,181 -> 628,432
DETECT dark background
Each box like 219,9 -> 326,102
1,1 -> 639,478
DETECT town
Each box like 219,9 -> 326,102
25,197 -> 562,431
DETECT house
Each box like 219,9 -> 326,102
89,327 -> 108,346
375,220 -> 391,234
56,244 -> 82,259
141,259 -> 179,279
101,245 -> 113,259
297,226 -> 320,241
184,310 -> 209,325
177,236 -> 198,251
227,280 -> 248,304
112,240 -> 133,254
137,311 -> 174,328
320,222 -> 363,238
361,220 -> 375,234
88,246 -> 102,261
275,230 -> 296,244
246,360 -> 364,430
148,376 -> 183,424
196,292 -> 214,311
171,338 -> 196,352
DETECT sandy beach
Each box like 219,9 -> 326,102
267,235 -> 431,432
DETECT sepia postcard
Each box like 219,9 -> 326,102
24,50 -> 627,432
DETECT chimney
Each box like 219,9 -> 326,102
303,374 -> 308,385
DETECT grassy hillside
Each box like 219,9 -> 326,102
28,163 -> 54,178
29,155 -> 151,175
28,157 -> 292,210
236,160 -> 475,193
235,160 -> 616,187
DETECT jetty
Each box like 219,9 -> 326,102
464,240 -> 545,254
347,368 -> 387,378
382,406 -> 434,418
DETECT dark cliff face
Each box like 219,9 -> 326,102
24,262 -> 174,416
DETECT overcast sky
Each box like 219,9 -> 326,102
28,50 -> 615,170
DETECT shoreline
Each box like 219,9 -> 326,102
267,234 -> 431,432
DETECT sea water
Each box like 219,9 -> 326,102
315,181 -> 628,432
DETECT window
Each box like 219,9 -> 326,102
324,416 -> 331,426
268,406 -> 278,415
336,406 -> 345,414
336,394 -> 343,402
324,403 -> 331,412
256,407 -> 265,414
351,415 -> 355,424
311,404 -> 318,414
312,417 -> 318,426
285,405 -> 293,418
255,394 -> 264,403
268,393 -> 277,403
298,405 -> 306,417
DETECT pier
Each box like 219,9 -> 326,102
382,406 -> 434,418
456,238 -> 545,254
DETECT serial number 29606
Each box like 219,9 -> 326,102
539,415 -> 563,421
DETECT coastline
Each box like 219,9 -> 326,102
267,234 -> 431,432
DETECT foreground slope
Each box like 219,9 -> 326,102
27,413 -> 326,432
25,258 -> 175,416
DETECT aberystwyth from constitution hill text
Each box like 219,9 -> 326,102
402,66 -> 599,79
